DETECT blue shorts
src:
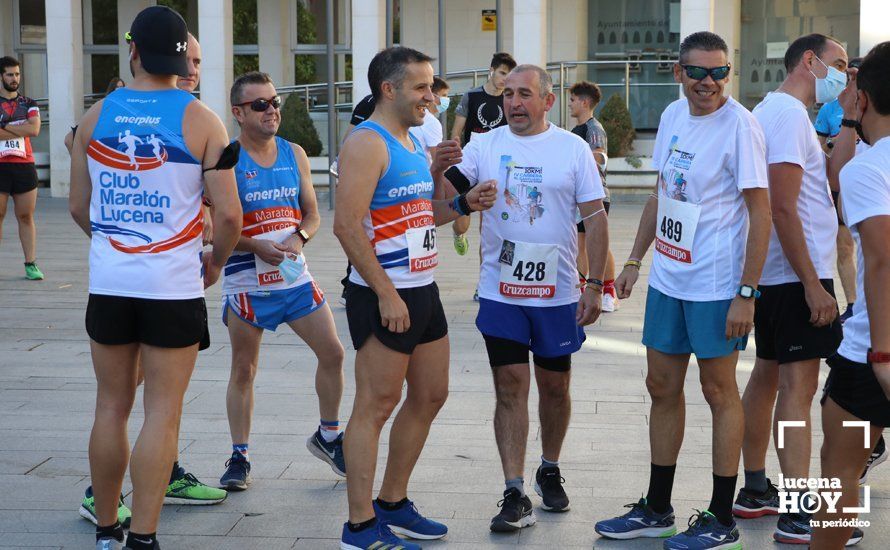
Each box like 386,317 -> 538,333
223,281 -> 326,331
476,298 -> 585,358
642,286 -> 746,359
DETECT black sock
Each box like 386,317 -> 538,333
375,497 -> 409,511
347,517 -> 377,532
96,522 -> 123,542
170,460 -> 181,483
645,463 -> 676,514
743,468 -> 767,493
709,474 -> 738,526
126,531 -> 158,549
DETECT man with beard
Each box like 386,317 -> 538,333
0,55 -> 43,280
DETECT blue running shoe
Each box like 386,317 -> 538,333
595,497 -> 676,540
306,429 -> 346,477
664,510 -> 741,550
373,499 -> 447,540
219,452 -> 251,491
340,519 -> 421,550
774,512 -> 863,545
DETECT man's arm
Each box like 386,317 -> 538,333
450,114 -> 466,144
826,73 -> 860,192
430,180 -> 496,225
614,182 -> 658,298
725,187 -> 771,338
281,143 -> 321,254
577,198 -> 609,325
859,215 -> 890,398
769,162 -> 837,325
0,115 -> 40,139
68,103 -> 103,236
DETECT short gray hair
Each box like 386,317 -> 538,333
511,64 -> 553,97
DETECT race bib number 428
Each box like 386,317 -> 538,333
498,240 -> 558,299
655,196 -> 701,264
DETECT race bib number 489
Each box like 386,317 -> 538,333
655,196 -> 701,264
498,240 -> 558,299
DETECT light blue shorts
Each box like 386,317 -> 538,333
642,286 -> 746,359
223,280 -> 325,331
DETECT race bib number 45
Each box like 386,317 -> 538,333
655,196 -> 701,264
498,240 -> 558,299
406,226 -> 438,272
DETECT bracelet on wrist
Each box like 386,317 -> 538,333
624,260 -> 642,269
585,278 -> 604,287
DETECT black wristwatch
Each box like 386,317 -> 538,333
841,118 -> 859,129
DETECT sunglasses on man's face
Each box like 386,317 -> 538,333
680,65 -> 731,81
235,96 -> 282,112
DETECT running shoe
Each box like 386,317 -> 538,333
306,428 -> 346,477
79,487 -> 131,528
602,292 -> 619,313
340,519 -> 421,550
472,289 -> 479,302
165,467 -> 227,505
534,465 -> 569,512
373,499 -> 447,539
219,452 -> 251,491
490,487 -> 536,532
453,232 -> 469,256
96,538 -> 122,550
840,303 -> 855,324
664,510 -> 741,549
860,434 -> 888,484
595,497 -> 676,540
774,512 -> 863,545
732,479 -> 779,518
24,262 -> 44,280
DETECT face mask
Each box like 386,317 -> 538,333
278,254 -> 306,285
810,56 -> 847,104
436,96 -> 451,114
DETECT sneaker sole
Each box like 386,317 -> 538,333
860,447 -> 889,484
389,525 -> 447,540
595,525 -> 676,540
774,531 -> 810,545
490,511 -> 536,532
732,504 -> 779,518
306,436 -> 347,477
533,482 -> 570,512
163,494 -> 227,505
79,505 -> 131,529
219,478 -> 250,491
339,543 -> 364,550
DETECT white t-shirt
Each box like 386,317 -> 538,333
452,124 -> 605,307
649,97 -> 768,302
837,137 -> 890,364
409,111 -> 443,164
753,92 -> 838,285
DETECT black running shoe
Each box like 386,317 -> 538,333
490,488 -> 536,532
534,465 -> 570,512
733,479 -> 779,518
219,452 -> 251,491
860,435 -> 888,484
774,512 -> 863,545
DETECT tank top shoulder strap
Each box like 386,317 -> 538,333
274,136 -> 298,169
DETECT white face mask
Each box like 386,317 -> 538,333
436,95 -> 451,114
810,56 -> 847,104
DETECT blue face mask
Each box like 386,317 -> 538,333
436,95 -> 451,114
810,56 -> 847,104
278,254 -> 306,285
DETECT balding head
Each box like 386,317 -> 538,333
176,33 -> 201,92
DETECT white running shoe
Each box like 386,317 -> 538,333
602,292 -> 619,313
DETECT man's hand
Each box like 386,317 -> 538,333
253,239 -> 288,266
838,67 -> 859,118
430,139 -> 462,174
281,234 -> 304,256
873,362 -> 890,401
805,282 -> 838,327
576,287 -> 603,326
467,180 -> 497,211
202,205 -> 214,245
379,290 -> 411,333
725,296 -> 755,339
202,255 -> 222,289
615,266 -> 640,299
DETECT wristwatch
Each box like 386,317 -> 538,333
867,350 -> 890,364
841,118 -> 859,129
737,285 -> 761,299
296,228 -> 310,244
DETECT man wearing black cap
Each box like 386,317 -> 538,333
68,6 -> 242,549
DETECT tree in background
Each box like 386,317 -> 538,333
277,93 -> 323,157
599,94 -> 636,157
295,1 -> 318,85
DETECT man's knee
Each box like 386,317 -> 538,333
537,373 -> 570,402
319,340 -> 346,370
494,367 -> 529,406
646,369 -> 683,402
229,358 -> 258,388
15,210 -> 33,225
778,366 -> 819,403
701,379 -> 739,409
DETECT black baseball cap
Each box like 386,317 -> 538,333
127,6 -> 190,77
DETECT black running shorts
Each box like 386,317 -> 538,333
0,163 -> 38,195
345,282 -> 448,354
482,334 -> 571,372
86,294 -> 209,350
754,279 -> 842,364
822,354 -> 890,428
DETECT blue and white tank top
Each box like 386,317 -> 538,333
348,120 -> 438,289
87,88 -> 204,299
222,137 -> 312,294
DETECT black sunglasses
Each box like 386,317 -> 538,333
680,64 -> 731,81
235,96 -> 282,112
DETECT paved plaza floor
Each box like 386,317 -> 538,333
0,192 -> 887,549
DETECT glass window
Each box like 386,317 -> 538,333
91,55 -> 121,95
88,0 -> 118,45
233,0 -> 258,45
739,0 -> 860,111
19,0 -> 46,45
295,0 -> 349,49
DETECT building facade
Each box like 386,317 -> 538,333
0,0 -> 884,196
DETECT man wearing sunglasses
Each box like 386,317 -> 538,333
68,7 -> 243,549
217,72 -> 347,491
738,34 -> 862,546
596,31 -> 771,550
